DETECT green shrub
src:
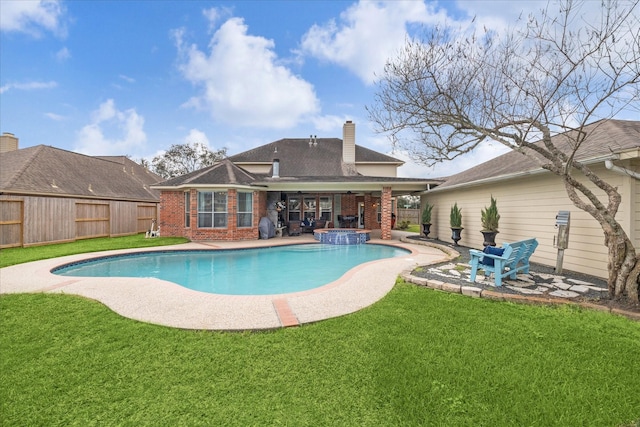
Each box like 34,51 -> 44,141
422,202 -> 434,224
450,203 -> 462,228
481,196 -> 500,231
397,220 -> 411,230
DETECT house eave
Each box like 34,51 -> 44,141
153,179 -> 432,194
0,189 -> 159,203
426,152 -> 630,193
152,183 -> 260,191
255,180 -> 431,193
356,161 -> 405,166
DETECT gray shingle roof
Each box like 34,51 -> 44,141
153,139 -> 439,190
228,138 -> 403,177
156,159 -> 257,187
437,119 -> 640,189
0,145 -> 161,201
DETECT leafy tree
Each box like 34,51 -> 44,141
368,1 -> 640,303
151,142 -> 227,179
397,195 -> 420,209
137,157 -> 151,170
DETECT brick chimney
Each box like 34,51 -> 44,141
342,121 -> 355,164
0,133 -> 19,153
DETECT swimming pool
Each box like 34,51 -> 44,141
53,243 -> 410,295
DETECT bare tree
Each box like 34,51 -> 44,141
152,142 -> 227,179
368,0 -> 640,303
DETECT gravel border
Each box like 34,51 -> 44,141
400,235 -> 640,321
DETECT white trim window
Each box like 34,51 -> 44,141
320,196 -> 332,221
237,192 -> 253,228
198,191 -> 227,228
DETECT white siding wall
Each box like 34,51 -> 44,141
422,163 -> 638,280
233,164 -> 271,174
356,164 -> 398,177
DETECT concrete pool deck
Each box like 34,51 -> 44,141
0,231 -> 452,331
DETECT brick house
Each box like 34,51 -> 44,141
153,121 -> 438,241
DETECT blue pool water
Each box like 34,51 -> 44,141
53,244 -> 409,295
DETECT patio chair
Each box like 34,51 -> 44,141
146,219 -> 160,238
288,220 -> 302,236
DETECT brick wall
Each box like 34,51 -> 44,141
160,189 -> 266,241
341,193 -> 357,217
159,191 -> 185,237
381,186 -> 392,240
363,193 -> 382,230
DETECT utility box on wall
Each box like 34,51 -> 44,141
554,210 -> 571,273
555,210 -> 570,249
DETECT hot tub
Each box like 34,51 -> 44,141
313,228 -> 371,245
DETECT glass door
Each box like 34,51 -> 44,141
304,197 -> 316,221
287,196 -> 301,221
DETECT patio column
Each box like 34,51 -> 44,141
381,186 -> 392,240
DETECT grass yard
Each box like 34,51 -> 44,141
2,282 -> 639,426
1,235 -> 639,425
0,235 -> 188,268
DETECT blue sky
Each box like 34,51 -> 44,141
2,0 -> 625,178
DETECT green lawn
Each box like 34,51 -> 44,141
2,283 -> 639,426
0,235 -> 188,268
398,224 -> 421,233
1,235 -> 639,425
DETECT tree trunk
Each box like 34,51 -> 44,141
606,229 -> 640,303
560,174 -> 639,305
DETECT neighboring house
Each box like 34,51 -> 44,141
421,119 -> 640,280
153,121 -> 438,241
0,134 -> 162,248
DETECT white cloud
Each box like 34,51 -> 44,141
0,0 -> 67,37
55,46 -> 70,61
183,128 -> 210,146
310,115 -> 351,133
300,0 -> 447,85
119,74 -> 135,84
174,15 -> 320,129
202,6 -> 231,32
0,80 -> 57,94
297,1 -> 556,86
75,99 -> 147,156
44,112 -> 65,121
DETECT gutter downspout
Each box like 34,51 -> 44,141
605,160 -> 640,180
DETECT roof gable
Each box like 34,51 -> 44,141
156,159 -> 257,187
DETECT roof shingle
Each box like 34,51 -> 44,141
157,159 -> 257,187
437,119 -> 640,189
228,138 -> 402,177
0,145 -> 161,201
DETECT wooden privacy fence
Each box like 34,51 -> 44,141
396,208 -> 420,225
0,197 -> 159,248
0,200 -> 24,248
137,204 -> 157,233
76,202 -> 110,239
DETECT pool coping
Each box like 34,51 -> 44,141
0,232 -> 452,331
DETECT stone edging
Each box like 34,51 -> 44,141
399,236 -> 640,322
